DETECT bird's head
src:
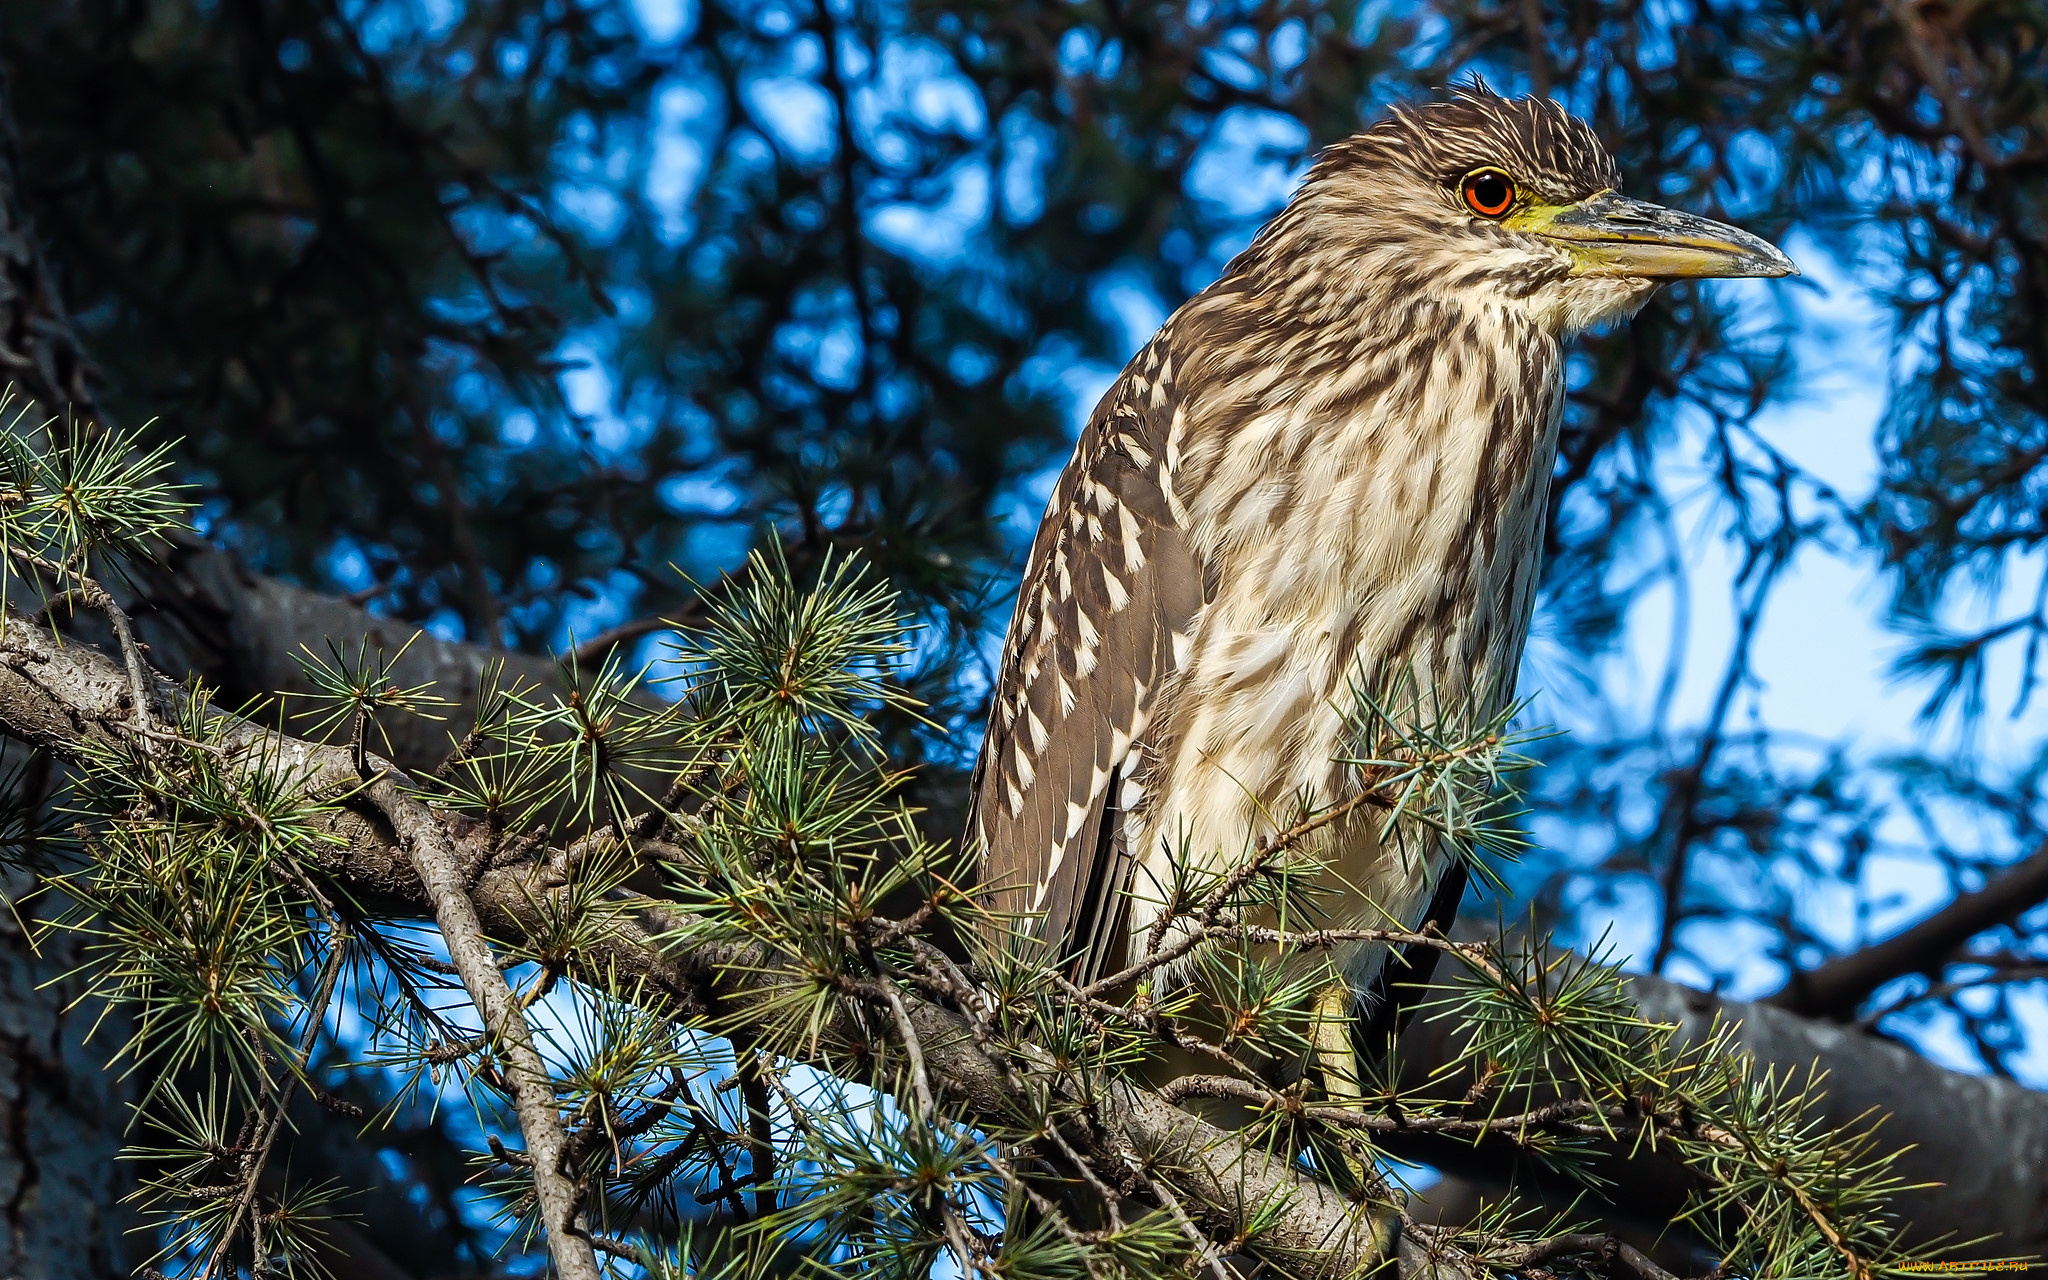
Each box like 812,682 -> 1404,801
1262,85 -> 1796,335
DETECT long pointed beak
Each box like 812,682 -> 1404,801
1523,190 -> 1797,280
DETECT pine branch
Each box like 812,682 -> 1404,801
0,598 -> 1404,1276
363,773 -> 602,1280
197,922 -> 350,1280
0,556 -> 2016,1276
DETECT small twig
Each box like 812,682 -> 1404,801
1158,1073 -> 1625,1146
729,1031 -> 779,1216
880,980 -> 937,1118
26,586 -> 90,627
311,1088 -> 364,1119
585,1232 -> 644,1263
1474,1228 -> 1679,1277
1157,1073 -> 1292,1111
675,1072 -> 751,1223
1858,963 -> 2048,1029
432,721 -> 490,781
938,1203 -> 986,1280
1120,1148 -> 1231,1280
1779,1166 -> 1875,1280
569,611 -> 692,668
1614,1241 -> 1683,1280
1657,1107 -> 1874,1280
410,949 -> 523,977
516,964 -> 561,1012
751,1051 -> 819,1138
1039,1118 -> 1128,1232
487,1132 -> 533,1168
199,923 -> 351,1280
1096,779 -> 1398,997
1221,923 -> 1497,975
1511,1232 -> 1616,1271
611,1069 -> 687,1144
975,1131 -> 1094,1230
10,548 -> 157,739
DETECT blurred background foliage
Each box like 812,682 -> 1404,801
5,0 -> 2048,1265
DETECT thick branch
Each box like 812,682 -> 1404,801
1394,954 -> 2048,1261
1770,837 -> 2048,1021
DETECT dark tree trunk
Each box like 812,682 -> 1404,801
0,874 -> 130,1280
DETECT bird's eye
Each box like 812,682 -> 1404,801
1461,169 -> 1517,218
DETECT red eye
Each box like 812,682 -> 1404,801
1462,169 -> 1516,218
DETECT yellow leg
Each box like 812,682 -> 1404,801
1313,982 -> 1401,1272
1312,981 -> 1363,1108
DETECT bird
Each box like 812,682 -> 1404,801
966,86 -> 1794,1096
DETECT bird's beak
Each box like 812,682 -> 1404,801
1515,190 -> 1798,280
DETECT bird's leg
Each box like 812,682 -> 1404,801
1311,980 -> 1363,1106
1312,980 -> 1402,1271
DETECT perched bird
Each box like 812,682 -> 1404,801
968,87 -> 1793,1079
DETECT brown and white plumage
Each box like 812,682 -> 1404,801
968,87 -> 1794,1037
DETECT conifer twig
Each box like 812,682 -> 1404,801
79,575 -> 155,738
1118,1147 -> 1232,1280
880,979 -> 937,1117
363,773 -> 602,1280
1106,780 -> 1395,996
198,924 -> 350,1280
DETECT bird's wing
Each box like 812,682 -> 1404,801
969,345 -> 1205,979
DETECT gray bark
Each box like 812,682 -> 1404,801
1391,963 -> 2048,1261
1632,975 -> 2048,1258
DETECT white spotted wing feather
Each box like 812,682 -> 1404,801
968,339 -> 1203,978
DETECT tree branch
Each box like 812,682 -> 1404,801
363,773 -> 602,1280
569,613 -> 691,669
10,594 -> 2048,1265
1395,951 -> 2048,1262
1770,837 -> 2048,1021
